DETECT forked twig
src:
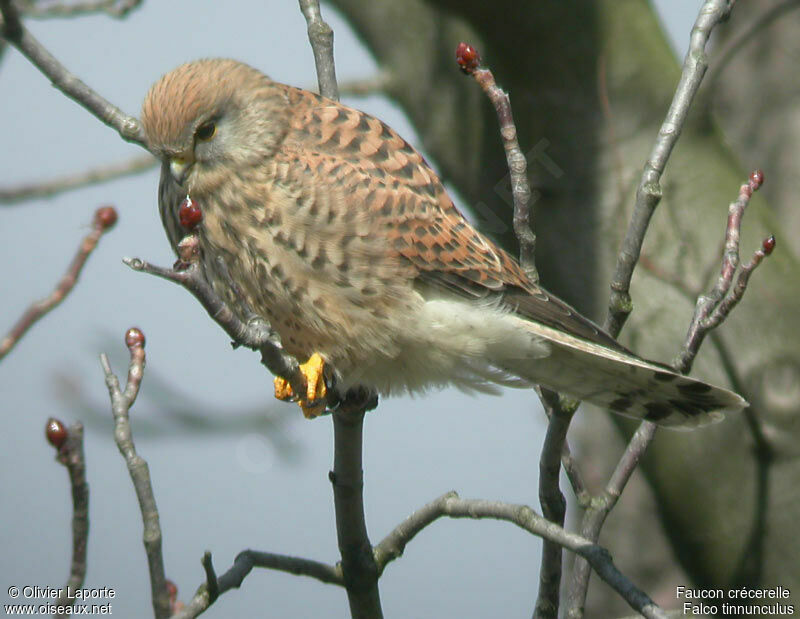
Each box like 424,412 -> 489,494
172,550 -> 343,618
675,171 -> 772,373
605,0 -> 736,338
100,329 -> 170,619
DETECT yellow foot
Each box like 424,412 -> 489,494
273,353 -> 328,419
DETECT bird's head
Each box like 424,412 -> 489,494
141,58 -> 289,193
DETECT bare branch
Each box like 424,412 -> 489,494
456,42 -> 537,283
605,0 -> 735,338
534,389 -> 580,618
224,550 -> 343,588
569,169 -> 773,616
0,155 -> 156,205
100,329 -> 170,619
298,0 -> 339,101
373,492 -> 667,619
17,0 -> 143,19
0,0 -> 147,147
172,549 -> 342,618
45,419 -> 89,618
122,252 -> 310,406
200,552 -> 219,603
95,332 -> 341,619
566,419 -> 658,618
674,170 -> 771,374
537,390 -> 588,505
0,206 -> 117,362
559,441 -> 587,505
331,405 -> 384,618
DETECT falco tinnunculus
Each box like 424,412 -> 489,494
141,59 -> 746,426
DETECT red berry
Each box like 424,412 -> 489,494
763,235 -> 776,255
125,327 -> 145,349
46,417 -> 68,448
750,169 -> 764,190
94,206 -> 118,230
179,196 -> 203,229
456,42 -> 481,73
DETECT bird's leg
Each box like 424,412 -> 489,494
273,352 -> 328,418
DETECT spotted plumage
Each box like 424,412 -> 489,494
141,59 -> 747,427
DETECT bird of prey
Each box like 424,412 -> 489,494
141,59 -> 746,427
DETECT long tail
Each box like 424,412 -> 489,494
501,317 -> 747,429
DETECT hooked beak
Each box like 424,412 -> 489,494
169,157 -> 193,186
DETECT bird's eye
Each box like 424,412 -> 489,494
196,121 -> 216,141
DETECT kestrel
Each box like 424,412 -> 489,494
141,59 -> 746,426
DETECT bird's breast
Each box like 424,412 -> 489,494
183,173 -> 418,369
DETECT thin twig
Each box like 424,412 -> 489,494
559,441 -> 588,505
201,552 -> 219,603
533,389 -> 578,619
298,0 -> 339,101
122,254 -> 309,405
331,406 -> 384,618
537,390 -> 589,506
172,549 -> 342,618
373,492 -> 667,619
675,170 -> 771,374
225,550 -> 343,588
0,0 -> 147,146
100,329 -> 170,619
45,419 -> 89,618
17,0 -> 143,19
0,206 -> 117,361
457,42 -> 537,283
605,0 -> 735,338
0,155 -> 156,205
